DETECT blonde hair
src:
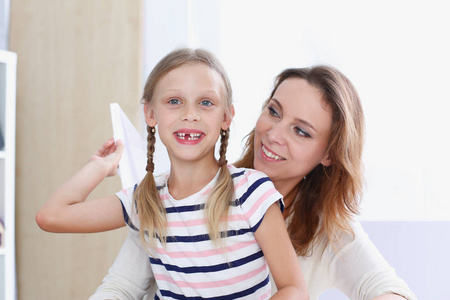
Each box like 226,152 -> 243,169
235,66 -> 365,256
135,48 -> 234,251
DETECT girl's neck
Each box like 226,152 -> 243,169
167,158 -> 220,200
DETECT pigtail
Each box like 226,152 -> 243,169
135,126 -> 167,253
145,126 -> 155,173
206,128 -> 234,247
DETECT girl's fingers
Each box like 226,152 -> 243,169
96,138 -> 116,156
114,139 -> 124,155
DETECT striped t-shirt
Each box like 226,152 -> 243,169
117,165 -> 284,299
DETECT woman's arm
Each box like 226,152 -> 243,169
324,221 -> 416,300
89,229 -> 156,300
36,138 -> 125,233
371,295 -> 407,300
255,203 -> 309,300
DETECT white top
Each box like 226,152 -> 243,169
91,195 -> 417,300
271,220 -> 416,300
114,165 -> 283,299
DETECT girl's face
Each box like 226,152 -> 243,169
253,78 -> 332,196
145,63 -> 233,167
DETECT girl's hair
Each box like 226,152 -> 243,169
136,48 -> 234,250
235,66 -> 365,256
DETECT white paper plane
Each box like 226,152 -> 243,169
110,103 -> 147,189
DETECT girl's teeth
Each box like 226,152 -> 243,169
177,133 -> 201,140
262,145 -> 284,160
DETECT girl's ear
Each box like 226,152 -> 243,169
321,152 -> 333,167
221,104 -> 235,131
144,103 -> 157,127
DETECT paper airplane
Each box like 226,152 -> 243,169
110,103 -> 147,189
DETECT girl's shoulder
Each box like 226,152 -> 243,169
228,164 -> 283,206
228,165 -> 272,183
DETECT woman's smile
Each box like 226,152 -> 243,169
261,144 -> 286,161
253,77 -> 332,195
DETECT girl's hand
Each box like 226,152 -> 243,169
90,138 -> 124,177
36,138 -> 126,233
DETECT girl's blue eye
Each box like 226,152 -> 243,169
268,106 -> 279,117
169,98 -> 181,105
200,100 -> 213,106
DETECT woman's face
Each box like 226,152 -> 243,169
253,77 -> 333,196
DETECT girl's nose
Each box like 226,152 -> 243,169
267,123 -> 286,145
182,104 -> 200,121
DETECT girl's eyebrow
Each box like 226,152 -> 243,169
160,89 -> 221,97
271,98 -> 317,133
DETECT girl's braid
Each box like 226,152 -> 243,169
146,126 -> 156,173
218,129 -> 229,167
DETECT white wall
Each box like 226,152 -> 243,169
144,0 -> 450,221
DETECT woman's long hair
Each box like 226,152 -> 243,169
136,48 -> 234,251
235,66 -> 365,256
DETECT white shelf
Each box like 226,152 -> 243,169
0,49 -> 17,300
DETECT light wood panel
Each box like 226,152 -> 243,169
9,1 -> 143,299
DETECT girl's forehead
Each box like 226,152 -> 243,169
154,64 -> 228,101
160,64 -> 222,87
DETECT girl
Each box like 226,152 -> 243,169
36,48 -> 308,299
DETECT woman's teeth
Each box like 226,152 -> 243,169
177,133 -> 202,140
262,145 -> 285,160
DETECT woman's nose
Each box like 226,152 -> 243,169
267,123 -> 286,145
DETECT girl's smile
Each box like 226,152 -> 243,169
174,129 -> 205,144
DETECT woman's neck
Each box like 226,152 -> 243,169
167,158 -> 220,200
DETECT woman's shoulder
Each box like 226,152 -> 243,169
315,218 -> 372,258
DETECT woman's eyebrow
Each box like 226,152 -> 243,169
271,98 -> 317,133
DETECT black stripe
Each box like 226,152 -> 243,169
159,227 -> 253,243
158,275 -> 269,299
238,177 -> 271,206
150,250 -> 264,274
231,169 -> 246,179
120,201 -> 139,232
165,203 -> 205,214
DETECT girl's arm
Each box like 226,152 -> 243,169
36,138 -> 126,233
254,203 -> 309,300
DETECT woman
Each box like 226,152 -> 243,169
90,66 -> 416,300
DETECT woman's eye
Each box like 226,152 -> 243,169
268,106 -> 279,117
294,127 -> 311,138
168,98 -> 181,105
200,99 -> 213,106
